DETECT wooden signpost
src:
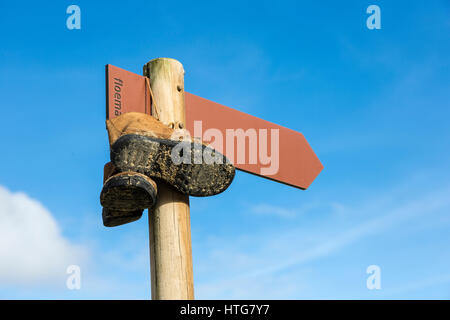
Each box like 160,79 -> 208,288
105,59 -> 323,299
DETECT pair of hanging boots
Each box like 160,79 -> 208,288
100,112 -> 235,227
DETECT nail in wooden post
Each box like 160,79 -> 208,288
143,58 -> 194,300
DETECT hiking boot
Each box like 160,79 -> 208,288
100,162 -> 157,227
106,112 -> 235,197
102,208 -> 143,227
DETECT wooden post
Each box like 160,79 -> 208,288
143,58 -> 194,300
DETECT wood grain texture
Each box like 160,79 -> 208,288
143,58 -> 194,300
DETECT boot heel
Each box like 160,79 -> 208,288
100,171 -> 157,211
102,208 -> 143,227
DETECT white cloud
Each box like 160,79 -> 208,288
249,200 -> 325,218
0,186 -> 87,286
388,272 -> 450,297
194,181 -> 450,299
251,204 -> 296,218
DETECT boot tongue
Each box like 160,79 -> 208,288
106,112 -> 174,146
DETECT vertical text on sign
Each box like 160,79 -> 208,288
113,78 -> 123,116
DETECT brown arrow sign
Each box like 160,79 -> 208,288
106,64 -> 323,189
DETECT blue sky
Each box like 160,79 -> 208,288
0,0 -> 449,299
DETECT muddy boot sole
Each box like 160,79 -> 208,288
100,171 -> 157,211
102,208 -> 143,227
110,134 -> 235,197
